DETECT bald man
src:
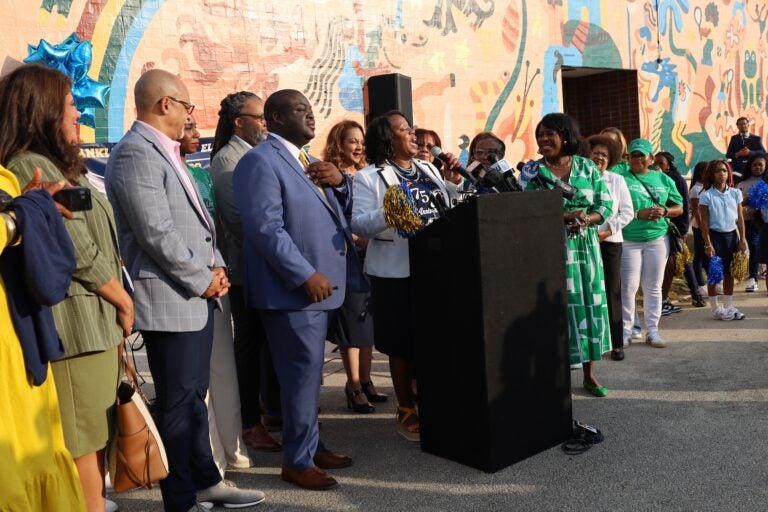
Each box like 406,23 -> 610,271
105,69 -> 265,512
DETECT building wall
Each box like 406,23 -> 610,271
0,0 -> 759,170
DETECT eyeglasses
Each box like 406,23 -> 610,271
166,96 -> 195,114
416,142 -> 434,149
238,113 -> 265,121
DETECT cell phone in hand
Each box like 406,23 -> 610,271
53,186 -> 92,212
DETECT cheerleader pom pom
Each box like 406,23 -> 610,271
383,182 -> 422,238
747,179 -> 768,210
707,255 -> 724,285
673,244 -> 692,278
730,251 -> 749,282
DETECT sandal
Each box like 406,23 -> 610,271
396,406 -> 420,442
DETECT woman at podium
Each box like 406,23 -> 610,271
351,111 -> 457,440
528,113 -> 614,397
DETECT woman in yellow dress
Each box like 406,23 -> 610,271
0,166 -> 85,511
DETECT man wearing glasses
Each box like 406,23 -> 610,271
208,92 -> 284,453
106,69 -> 265,511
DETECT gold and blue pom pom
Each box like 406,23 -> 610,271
730,251 -> 748,282
707,255 -> 724,285
383,182 -> 422,237
673,243 -> 692,278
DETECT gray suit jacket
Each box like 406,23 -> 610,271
105,121 -> 223,332
209,136 -> 251,285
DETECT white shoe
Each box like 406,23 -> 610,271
106,499 -> 118,512
745,278 -> 758,292
713,306 -> 734,321
198,480 -> 265,509
631,330 -> 643,340
725,306 -> 745,320
645,333 -> 666,348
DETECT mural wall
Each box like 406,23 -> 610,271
0,0 -> 763,170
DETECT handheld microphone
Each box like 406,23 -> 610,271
429,190 -> 447,218
430,146 -> 476,183
516,160 -> 578,200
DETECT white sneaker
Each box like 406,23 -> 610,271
106,499 -> 118,512
646,333 -> 666,348
713,306 -> 734,321
725,306 -> 745,320
631,329 -> 643,340
198,480 -> 265,509
745,278 -> 758,292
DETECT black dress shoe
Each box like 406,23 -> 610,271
345,386 -> 375,413
610,348 -> 625,361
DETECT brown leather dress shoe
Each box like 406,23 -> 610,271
261,414 -> 282,432
243,424 -> 282,452
313,450 -> 352,469
281,466 -> 338,490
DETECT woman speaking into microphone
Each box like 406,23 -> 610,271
351,111 -> 456,441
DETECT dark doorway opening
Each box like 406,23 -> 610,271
562,68 -> 640,143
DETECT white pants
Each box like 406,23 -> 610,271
621,236 -> 669,341
206,294 -> 252,476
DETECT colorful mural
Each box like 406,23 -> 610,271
2,0 -> 765,169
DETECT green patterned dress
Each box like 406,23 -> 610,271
534,155 -> 613,364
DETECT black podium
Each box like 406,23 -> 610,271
410,191 -> 572,473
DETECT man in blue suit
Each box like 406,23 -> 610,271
726,116 -> 766,179
233,90 -> 354,490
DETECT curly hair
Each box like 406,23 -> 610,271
745,152 -> 768,179
586,134 -> 622,170
323,120 -> 366,171
211,91 -> 260,158
0,64 -> 85,183
364,110 -> 409,165
536,113 -> 582,156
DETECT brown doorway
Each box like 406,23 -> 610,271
562,68 -> 640,143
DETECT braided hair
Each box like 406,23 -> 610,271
211,91 -> 260,158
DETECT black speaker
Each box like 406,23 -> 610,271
410,191 -> 573,472
363,73 -> 413,127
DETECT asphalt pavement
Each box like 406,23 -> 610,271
112,287 -> 768,512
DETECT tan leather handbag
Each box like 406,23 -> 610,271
108,343 -> 169,492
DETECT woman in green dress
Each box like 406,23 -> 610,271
528,113 -> 613,397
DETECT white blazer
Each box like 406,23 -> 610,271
351,159 -> 453,278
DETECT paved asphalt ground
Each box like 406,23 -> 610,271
111,288 -> 768,511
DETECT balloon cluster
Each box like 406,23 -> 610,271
24,33 -> 110,128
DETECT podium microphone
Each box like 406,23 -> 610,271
516,160 -> 578,200
485,154 -> 522,191
430,146 -> 476,184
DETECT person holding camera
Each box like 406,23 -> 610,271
0,64 -> 133,512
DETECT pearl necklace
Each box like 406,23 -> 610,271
389,159 -> 417,180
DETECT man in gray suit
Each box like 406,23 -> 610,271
208,92 -> 282,452
105,69 -> 264,512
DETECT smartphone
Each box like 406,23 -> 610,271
53,186 -> 92,212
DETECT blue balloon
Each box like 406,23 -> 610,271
24,33 -> 109,129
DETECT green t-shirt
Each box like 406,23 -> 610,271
617,168 -> 683,242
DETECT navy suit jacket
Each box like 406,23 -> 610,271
726,133 -> 766,175
233,135 -> 360,311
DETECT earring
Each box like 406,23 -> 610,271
563,139 -> 568,144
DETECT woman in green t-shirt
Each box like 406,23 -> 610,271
616,139 -> 683,349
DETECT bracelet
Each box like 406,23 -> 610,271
662,207 -> 669,217
0,211 -> 20,248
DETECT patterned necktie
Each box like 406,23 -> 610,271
299,150 -> 325,198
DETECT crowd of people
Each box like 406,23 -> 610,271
1,63 -> 767,512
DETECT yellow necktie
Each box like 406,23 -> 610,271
299,151 -> 325,197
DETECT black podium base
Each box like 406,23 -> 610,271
410,192 -> 572,472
